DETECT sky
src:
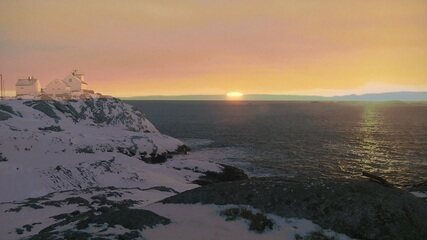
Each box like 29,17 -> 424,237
1,0 -> 427,97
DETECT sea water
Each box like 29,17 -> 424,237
128,101 -> 427,187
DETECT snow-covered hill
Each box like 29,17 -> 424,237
0,97 -> 233,238
0,97 -> 220,202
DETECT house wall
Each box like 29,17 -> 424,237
44,80 -> 70,96
64,75 -> 83,92
16,81 -> 41,96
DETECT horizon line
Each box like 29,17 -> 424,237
121,90 -> 427,98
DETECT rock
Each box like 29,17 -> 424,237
0,104 -> 16,115
24,100 -> 60,120
174,144 -> 191,154
38,125 -> 63,132
75,207 -> 170,230
75,146 -> 94,154
18,98 -> 158,132
141,151 -> 168,164
409,180 -> 427,193
220,207 -> 274,233
163,177 -> 427,240
28,208 -> 169,239
362,171 -> 393,187
51,101 -> 81,122
0,111 -> 12,121
117,146 -> 137,157
0,153 -> 7,162
193,164 -> 249,186
143,186 -> 179,193
28,230 -> 93,240
21,188 -> 171,240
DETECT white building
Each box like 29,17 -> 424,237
16,76 -> 41,97
44,79 -> 71,97
44,70 -> 88,97
63,70 -> 88,92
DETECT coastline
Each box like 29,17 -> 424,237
1,98 -> 426,239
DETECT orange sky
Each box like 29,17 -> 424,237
1,0 -> 426,97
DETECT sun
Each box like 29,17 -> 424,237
226,91 -> 244,99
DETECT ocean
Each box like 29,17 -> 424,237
127,101 -> 427,187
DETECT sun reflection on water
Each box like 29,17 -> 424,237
339,104 -> 392,179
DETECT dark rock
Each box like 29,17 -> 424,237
76,146 -> 95,154
52,101 -> 81,122
174,145 -> 191,154
38,125 -> 63,132
63,197 -> 91,207
193,164 -> 249,186
35,208 -> 167,239
75,207 -> 170,230
143,186 -> 179,194
89,158 -> 116,173
99,144 -> 114,152
24,101 -> 60,120
7,202 -> 45,212
409,180 -> 427,193
116,231 -> 143,240
141,151 -> 168,164
29,230 -> 93,240
0,111 -> 12,120
163,177 -> 427,240
0,152 -> 7,162
42,200 -> 62,207
0,104 -> 15,114
90,194 -> 138,209
221,207 -> 274,233
27,203 -> 44,210
295,231 -> 337,240
12,98 -> 151,133
30,193 -> 168,239
117,146 -> 137,157
84,99 -> 109,124
362,171 -> 393,187
22,224 -> 33,232
0,104 -> 21,117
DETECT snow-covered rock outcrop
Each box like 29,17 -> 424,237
0,97 -> 204,203
0,97 -> 234,239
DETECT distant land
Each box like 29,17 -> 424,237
122,91 -> 427,101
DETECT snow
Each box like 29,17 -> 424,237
0,98 -> 214,202
143,204 -> 353,240
0,199 -> 89,239
0,98 -> 233,239
0,186 -> 172,239
411,191 -> 427,198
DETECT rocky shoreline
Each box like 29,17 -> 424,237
1,98 -> 426,240
164,174 -> 427,240
1,161 -> 426,239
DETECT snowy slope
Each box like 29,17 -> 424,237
0,97 -> 218,202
